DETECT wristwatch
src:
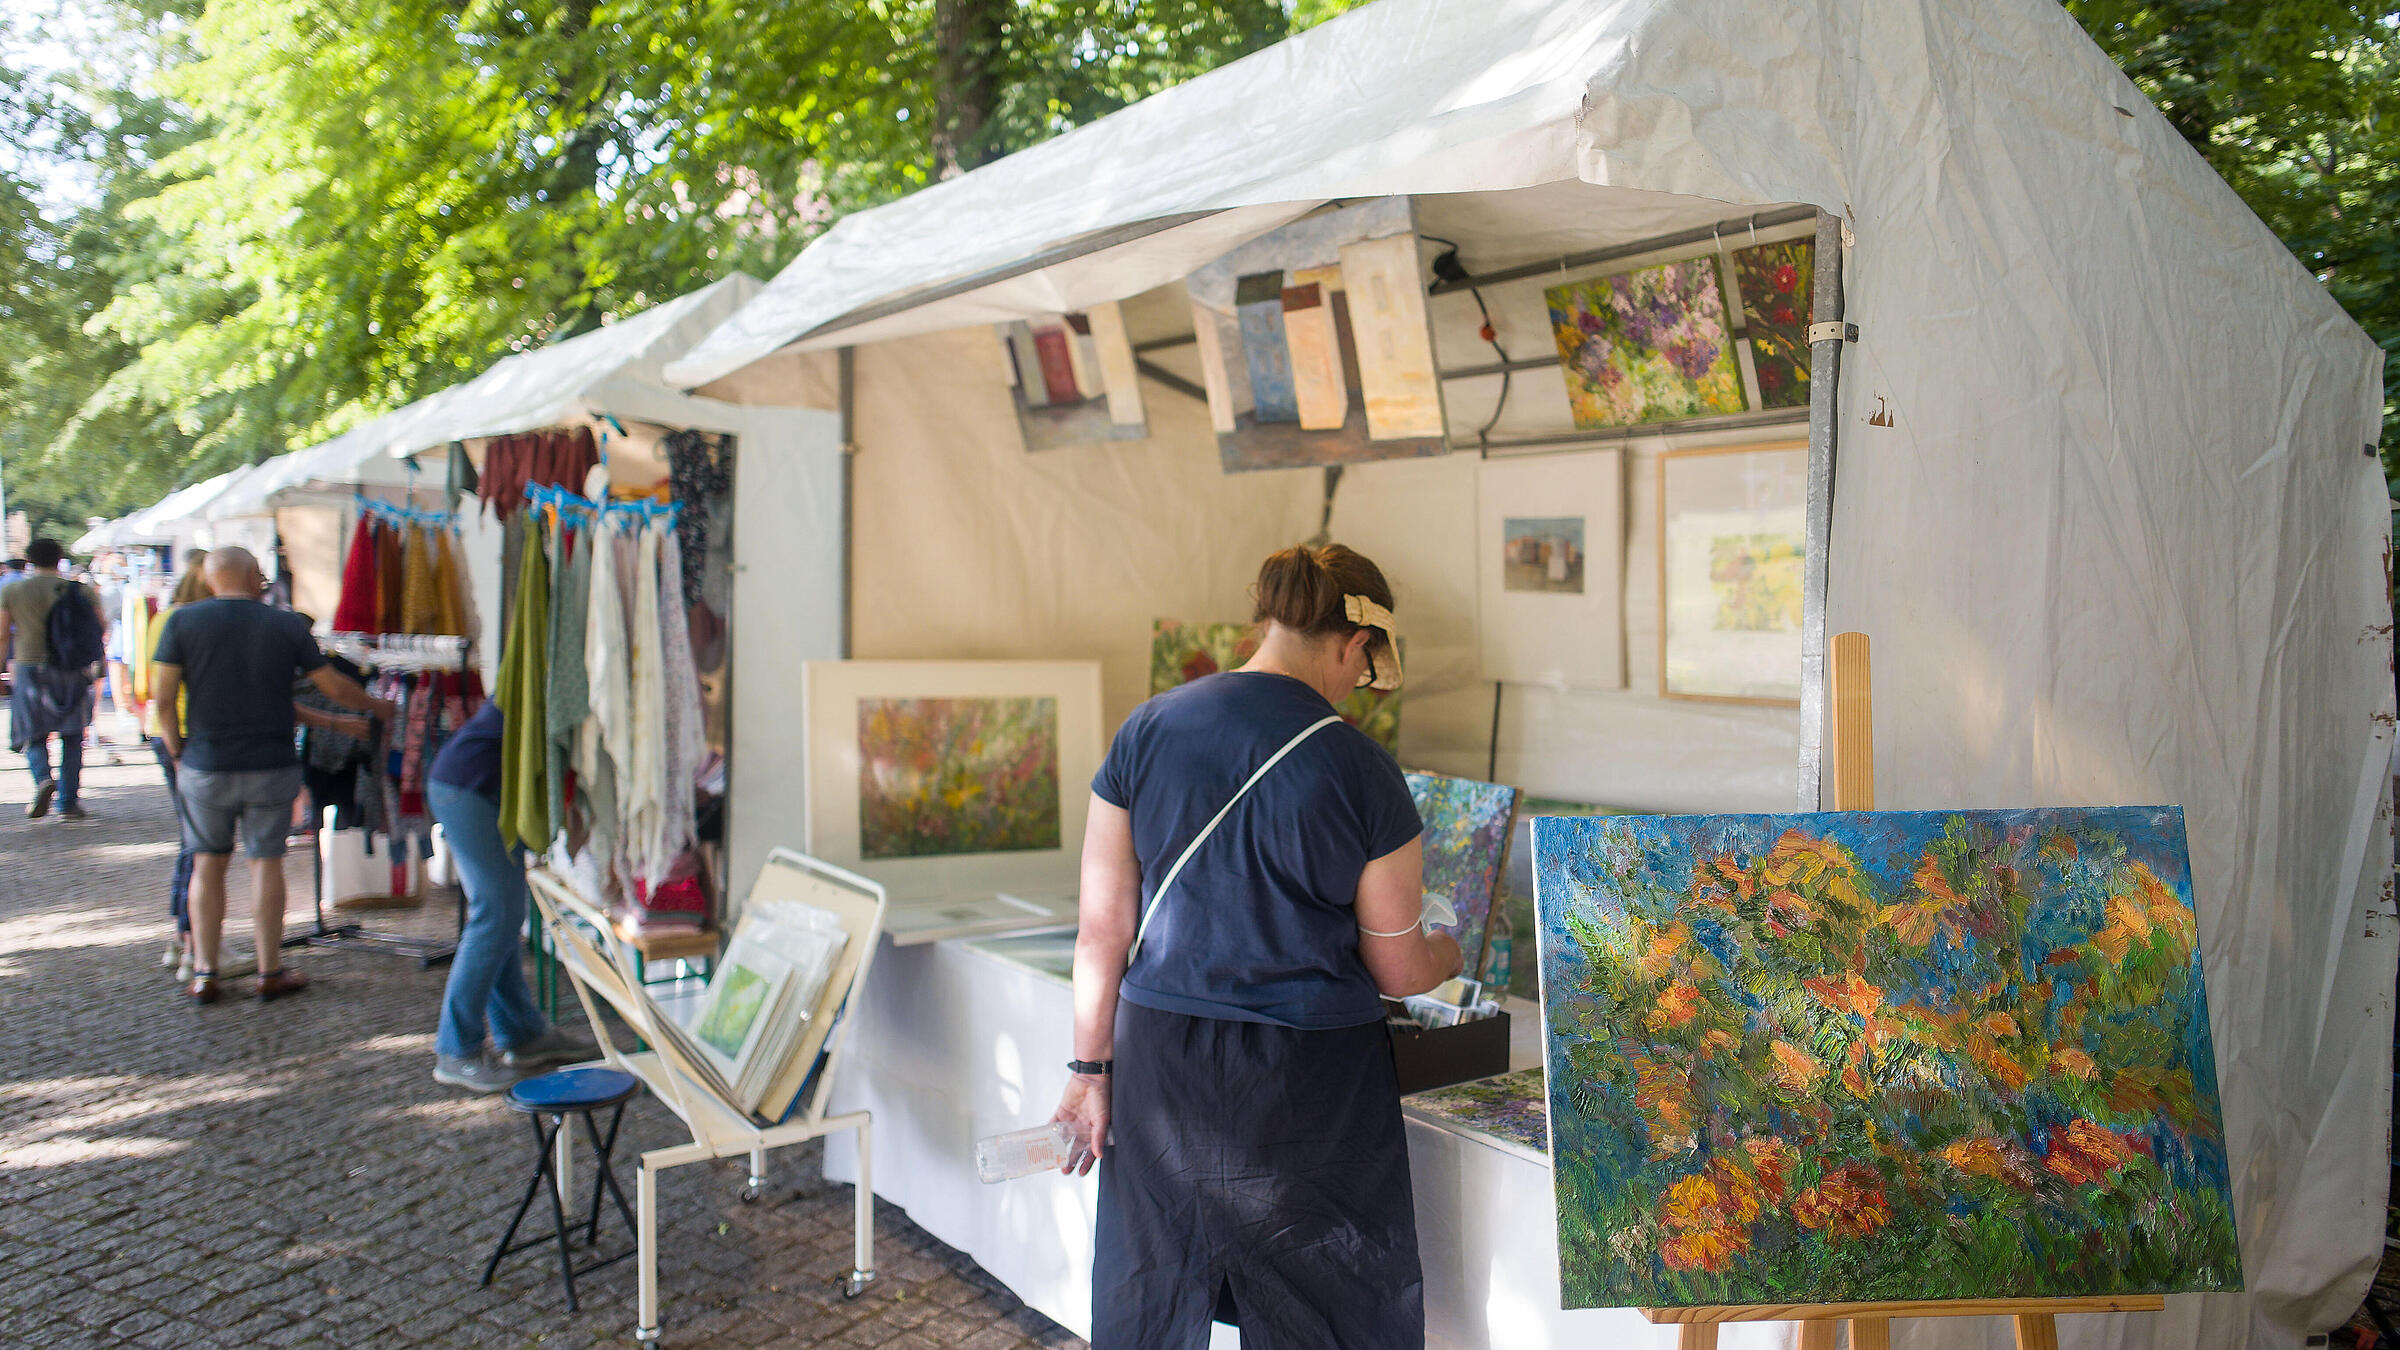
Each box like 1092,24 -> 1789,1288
1067,1058 -> 1113,1077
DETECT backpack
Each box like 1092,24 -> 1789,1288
45,582 -> 105,673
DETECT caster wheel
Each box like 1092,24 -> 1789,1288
837,1270 -> 873,1300
738,1184 -> 760,1204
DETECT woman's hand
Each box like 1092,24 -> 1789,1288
1051,1074 -> 1110,1175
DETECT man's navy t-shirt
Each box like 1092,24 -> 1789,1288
152,597 -> 328,772
1094,671 -> 1422,1030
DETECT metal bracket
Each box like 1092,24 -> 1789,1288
1809,321 -> 1858,345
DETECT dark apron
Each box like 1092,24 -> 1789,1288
1093,1000 -> 1424,1350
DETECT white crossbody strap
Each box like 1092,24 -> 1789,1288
1129,714 -> 1344,960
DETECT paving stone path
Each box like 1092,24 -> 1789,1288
0,735 -> 1085,1349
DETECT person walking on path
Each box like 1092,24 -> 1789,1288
426,700 -> 594,1091
151,548 -> 394,1005
2,538 -> 108,820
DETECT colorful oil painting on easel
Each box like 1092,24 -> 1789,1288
856,697 -> 1062,859
998,301 -> 1149,452
1731,239 -> 1813,410
1546,257 -> 1746,429
1533,806 -> 2242,1308
1404,1067 -> 1551,1159
1405,771 -> 1519,974
1150,619 -> 1401,753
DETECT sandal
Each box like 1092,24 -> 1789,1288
187,971 -> 221,1005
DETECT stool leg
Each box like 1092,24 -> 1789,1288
483,1113 -> 559,1287
637,1160 -> 660,1342
543,1113 -> 581,1312
554,1108 -> 575,1209
584,1103 -> 637,1246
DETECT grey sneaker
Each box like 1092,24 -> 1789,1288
434,1052 -> 526,1094
502,1027 -> 601,1070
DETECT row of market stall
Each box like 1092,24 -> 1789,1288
80,0 -> 2392,1344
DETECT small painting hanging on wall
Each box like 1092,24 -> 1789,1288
1546,257 -> 1747,430
1502,517 -> 1587,594
1532,806 -> 2243,1309
1476,450 -> 1625,690
857,697 -> 1062,859
1405,771 -> 1519,976
1659,442 -> 1806,704
1150,618 -> 1401,753
998,300 -> 1149,452
1188,197 -> 1451,473
1731,239 -> 1814,410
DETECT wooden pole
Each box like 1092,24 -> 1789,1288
1851,1316 -> 1891,1350
1829,631 -> 1873,811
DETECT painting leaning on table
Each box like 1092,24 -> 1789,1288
1533,806 -> 2241,1308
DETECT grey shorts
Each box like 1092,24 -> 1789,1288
176,765 -> 305,858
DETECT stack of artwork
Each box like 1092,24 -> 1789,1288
998,301 -> 1148,452
1542,236 -> 1817,431
1403,1067 -> 1551,1161
1404,771 -> 1519,976
1532,806 -> 2243,1308
1187,198 -> 1449,472
1150,619 -> 1400,753
1659,442 -> 1807,704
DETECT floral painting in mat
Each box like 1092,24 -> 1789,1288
1547,258 -> 1746,429
1406,771 -> 1519,976
1732,239 -> 1814,409
1534,807 -> 2242,1308
1150,619 -> 1400,753
1406,1067 -> 1550,1158
1707,532 -> 1804,633
857,697 -> 1062,859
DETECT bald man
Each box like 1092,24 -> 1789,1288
152,547 -> 395,1004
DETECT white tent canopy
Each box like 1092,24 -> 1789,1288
203,399 -> 459,523
95,464 -> 269,550
672,1 -> 2392,1347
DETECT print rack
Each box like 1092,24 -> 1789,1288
1643,634 -> 2167,1350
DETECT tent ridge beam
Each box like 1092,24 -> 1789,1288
1428,204 -> 1820,295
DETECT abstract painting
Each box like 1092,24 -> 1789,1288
1732,239 -> 1814,410
1405,1067 -> 1551,1160
1547,258 -> 1746,430
1000,301 -> 1148,452
1188,197 -> 1450,472
857,697 -> 1062,859
1150,619 -> 1400,753
1660,444 -> 1807,703
1406,771 -> 1520,975
1533,807 -> 2242,1309
1503,517 -> 1586,594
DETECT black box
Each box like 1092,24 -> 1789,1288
1387,1009 -> 1511,1096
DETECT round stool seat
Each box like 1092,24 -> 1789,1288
507,1066 -> 639,1115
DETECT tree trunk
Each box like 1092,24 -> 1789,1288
932,0 -> 1007,178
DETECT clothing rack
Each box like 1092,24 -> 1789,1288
351,492 -> 460,529
325,632 -> 471,672
524,482 -> 683,523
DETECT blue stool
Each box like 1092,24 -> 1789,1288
482,1066 -> 640,1310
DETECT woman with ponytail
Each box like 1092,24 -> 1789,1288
1053,542 -> 1462,1349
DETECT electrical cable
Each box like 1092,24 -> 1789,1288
1421,234 -> 1513,449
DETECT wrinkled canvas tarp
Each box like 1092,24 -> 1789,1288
678,0 -> 2391,1346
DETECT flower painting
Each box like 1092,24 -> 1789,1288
1733,240 -> 1813,409
1405,772 -> 1519,974
1534,807 -> 2241,1308
1547,258 -> 1746,429
1150,619 -> 1400,753
857,697 -> 1062,859
1405,1067 -> 1551,1159
1707,533 -> 1804,633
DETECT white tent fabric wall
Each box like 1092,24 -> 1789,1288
675,0 -> 2392,1344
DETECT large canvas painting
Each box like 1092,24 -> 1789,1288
1546,258 -> 1746,430
1404,1067 -> 1551,1160
1188,197 -> 1450,472
1533,807 -> 2242,1309
1150,619 -> 1400,753
1659,443 -> 1807,703
857,697 -> 1061,859
1405,771 -> 1519,975
999,300 -> 1149,452
1731,239 -> 1814,410
1476,451 -> 1625,690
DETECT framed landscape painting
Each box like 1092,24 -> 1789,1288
1546,257 -> 1746,430
1532,806 -> 2242,1309
1659,442 -> 1807,704
1476,450 -> 1624,689
802,661 -> 1103,902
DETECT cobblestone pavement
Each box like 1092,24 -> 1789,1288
0,734 -> 1087,1349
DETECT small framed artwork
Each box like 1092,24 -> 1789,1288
801,661 -> 1104,903
997,300 -> 1149,452
1657,441 -> 1808,704
1475,450 -> 1625,689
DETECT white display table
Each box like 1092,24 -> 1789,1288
822,931 -> 1806,1349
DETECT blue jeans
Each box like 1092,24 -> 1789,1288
430,780 -> 548,1059
26,733 -> 82,809
151,739 -> 194,932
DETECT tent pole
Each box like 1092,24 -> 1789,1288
839,346 -> 856,660
1796,212 -> 1846,811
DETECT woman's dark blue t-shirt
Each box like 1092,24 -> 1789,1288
430,701 -> 504,799
1093,671 -> 1422,1030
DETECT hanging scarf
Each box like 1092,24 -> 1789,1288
400,523 -> 441,635
495,530 -> 551,850
663,429 -> 731,601
579,516 -> 630,865
432,528 -> 468,637
332,515 -> 382,634
652,523 -> 709,882
623,523 -> 668,885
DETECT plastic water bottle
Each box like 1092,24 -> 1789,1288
974,1122 -> 1088,1183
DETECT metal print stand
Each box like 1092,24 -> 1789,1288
527,849 -> 886,1344
285,813 -> 458,967
1644,635 -> 2166,1349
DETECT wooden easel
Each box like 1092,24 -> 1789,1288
1644,633 -> 2167,1349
